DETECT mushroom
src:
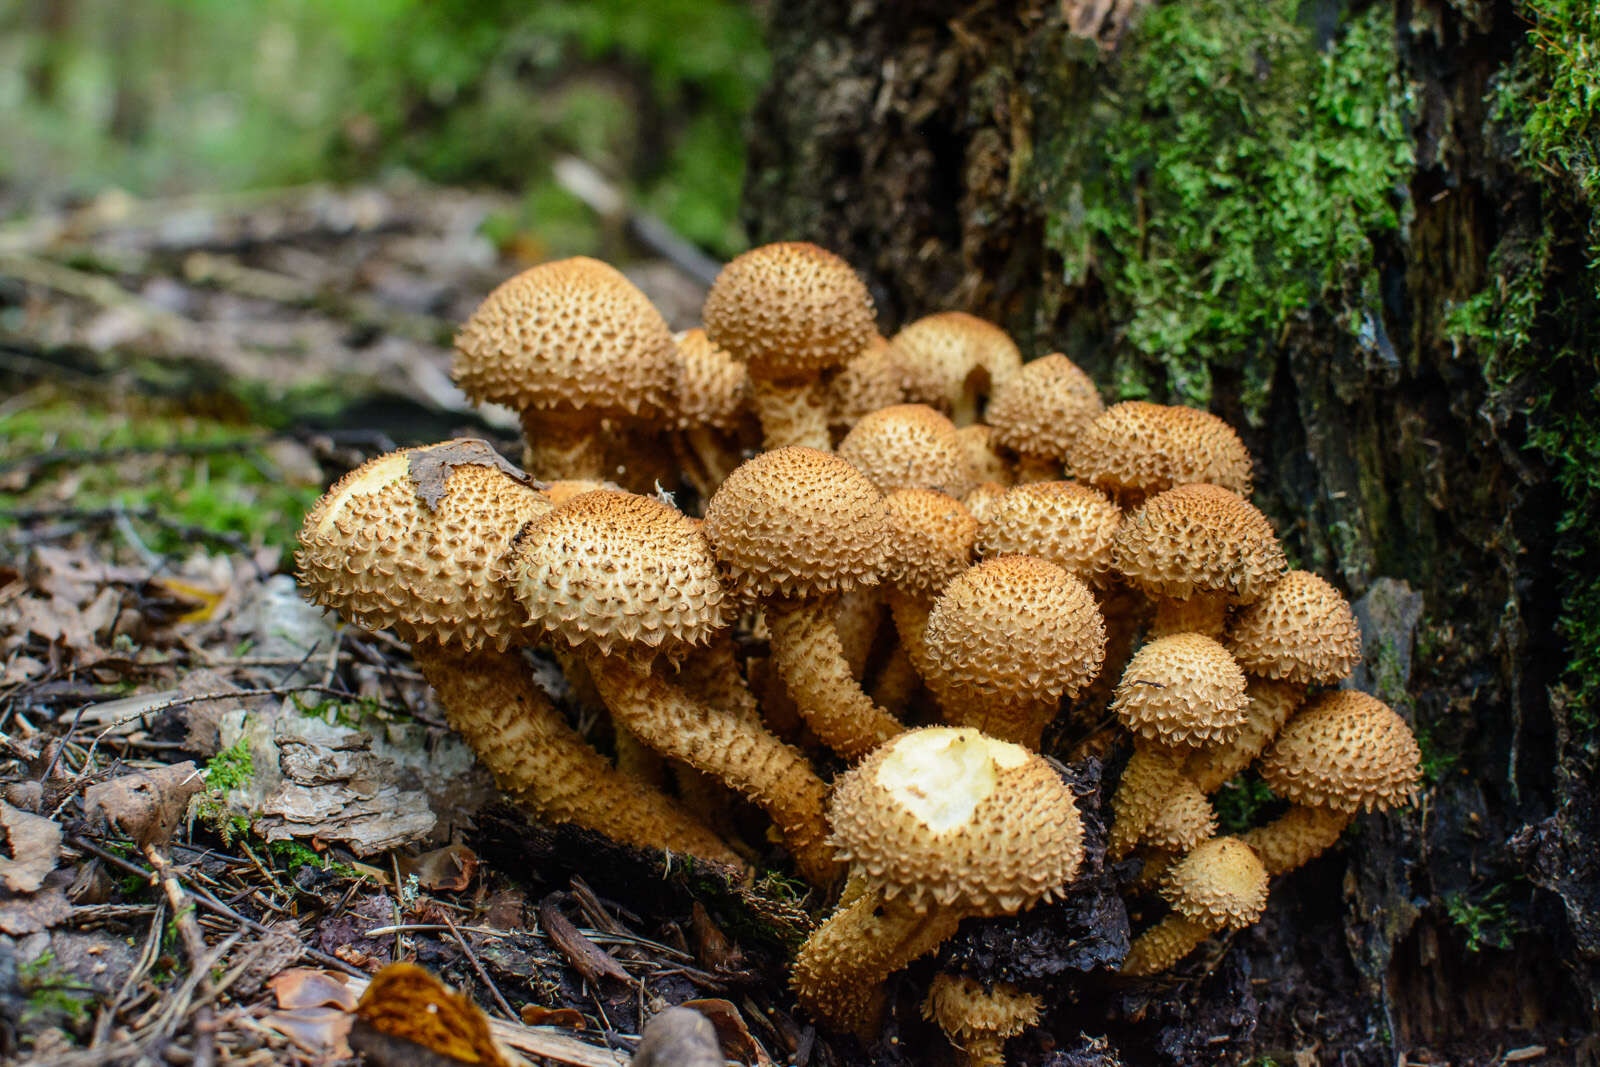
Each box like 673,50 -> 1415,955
953,424 -> 1014,487
504,488 -> 838,885
1121,836 -> 1269,975
1226,570 -> 1363,685
453,258 -> 677,479
703,242 -> 877,451
296,441 -> 740,868
878,488 -> 980,703
961,481 -> 1010,527
922,973 -> 1043,1067
975,480 -> 1122,584
1184,677 -> 1306,794
921,556 -> 1106,748
826,334 -> 906,439
890,312 -> 1022,425
1112,482 -> 1288,638
984,353 -> 1104,483
838,403 -> 977,499
668,327 -> 752,496
702,447 -> 904,761
791,727 -> 1083,1039
1069,401 -> 1254,504
1240,690 -> 1421,875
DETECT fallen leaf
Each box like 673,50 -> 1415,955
0,799 -> 62,892
519,1004 -> 587,1029
260,1005 -> 355,1059
268,967 -> 360,1012
690,901 -> 749,978
0,882 -> 71,935
630,1007 -> 723,1067
352,961 -> 509,1067
408,440 -> 536,510
538,899 -> 632,987
82,761 -> 206,847
679,999 -> 772,1066
397,843 -> 478,892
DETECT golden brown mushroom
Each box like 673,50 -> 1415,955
976,480 -> 1122,584
922,973 -> 1042,1067
1226,570 -> 1363,685
1121,836 -> 1269,975
838,403 -> 977,498
890,312 -> 1022,425
984,353 -> 1104,482
826,334 -> 906,438
1070,401 -> 1253,503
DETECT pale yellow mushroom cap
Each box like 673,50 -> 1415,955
890,312 -> 1023,415
702,446 -> 890,599
1112,483 -> 1287,602
702,242 -> 876,381
1070,401 -> 1253,497
1112,633 -> 1250,747
670,328 -> 750,431
453,257 -> 676,417
504,489 -> 727,656
826,335 -> 905,432
838,403 -> 976,498
953,424 -> 1013,486
922,973 -> 1041,1042
297,440 -> 551,652
961,481 -> 1009,528
1227,570 -> 1363,685
1163,836 -> 1269,929
883,489 -> 979,599
1258,690 -> 1422,813
978,480 -> 1121,582
985,353 -> 1104,461
828,727 -> 1084,911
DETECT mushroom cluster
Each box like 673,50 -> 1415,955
294,244 -> 1423,1060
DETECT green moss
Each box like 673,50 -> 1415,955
203,736 -> 255,791
1443,882 -> 1524,952
1036,0 -> 1412,417
1213,771 -> 1282,834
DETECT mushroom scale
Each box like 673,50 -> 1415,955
984,353 -> 1104,472
976,480 -> 1121,583
838,403 -> 977,498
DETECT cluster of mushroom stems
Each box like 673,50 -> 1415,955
295,245 -> 1423,1062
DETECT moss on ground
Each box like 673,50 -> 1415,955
1034,0 -> 1412,417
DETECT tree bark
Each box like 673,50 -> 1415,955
745,1 -> 1600,1062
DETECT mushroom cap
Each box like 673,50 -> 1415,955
1070,401 -> 1253,497
826,335 -> 905,432
828,726 -> 1084,911
922,974 -> 1041,1041
838,403 -> 976,498
702,446 -> 889,599
953,424 -> 1013,486
1112,633 -> 1249,747
883,489 -> 979,599
1258,690 -> 1422,813
1227,570 -> 1363,685
922,556 -> 1107,708
1162,836 -> 1269,929
961,481 -> 1009,528
297,440 -> 551,651
702,242 -> 876,381
978,480 -> 1122,582
1112,483 -> 1287,602
505,489 -> 727,656
891,312 -> 1023,414
453,257 -> 676,418
542,479 -> 617,506
985,354 -> 1104,461
670,328 -> 749,431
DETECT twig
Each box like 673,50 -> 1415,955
443,911 -> 520,1024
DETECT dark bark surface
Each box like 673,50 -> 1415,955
744,1 -> 1600,1063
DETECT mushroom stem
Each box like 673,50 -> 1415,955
869,644 -> 921,714
411,645 -> 742,869
887,591 -> 935,679
1148,592 -> 1229,639
1013,453 -> 1058,484
765,597 -> 905,760
1120,912 -> 1213,976
1239,804 -> 1353,876
518,409 -> 607,480
583,651 -> 839,886
1109,744 -> 1190,860
792,890 -> 966,1040
834,587 -> 883,680
751,379 -> 831,450
1185,679 -> 1304,793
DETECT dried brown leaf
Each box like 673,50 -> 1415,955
268,967 -> 360,1012
679,999 -> 772,1067
0,799 -> 62,893
518,1004 -> 587,1029
0,882 -> 71,934
538,899 -> 632,987
397,843 -> 479,892
82,760 -> 206,847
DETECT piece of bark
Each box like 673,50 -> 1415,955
82,761 -> 205,847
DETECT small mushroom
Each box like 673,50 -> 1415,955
922,973 -> 1043,1067
976,480 -> 1122,584
791,727 -> 1083,1039
1240,690 -> 1421,875
1121,836 -> 1269,975
1070,401 -> 1254,503
1184,677 -> 1306,794
984,353 -> 1104,482
826,334 -> 906,438
890,312 -> 1022,425
879,488 -> 981,702
838,403 -> 977,498
668,328 -> 752,495
953,424 -> 1014,487
1226,570 -> 1363,685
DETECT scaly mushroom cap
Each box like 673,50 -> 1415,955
1227,570 -> 1363,685
702,242 -> 876,381
504,490 -> 727,656
1258,690 -> 1422,813
1113,483 -> 1287,602
922,557 -> 1106,708
953,424 -> 1013,486
453,257 -> 676,417
922,973 -> 1041,1042
978,481 -> 1121,582
1112,633 -> 1249,747
826,335 -> 905,432
297,441 -> 550,651
961,482 -> 1009,528
883,489 -> 979,599
702,446 -> 889,599
1163,836 -> 1269,929
1070,401 -> 1253,497
891,312 -> 1023,414
828,727 -> 1084,910
838,403 -> 976,498
670,328 -> 749,431
985,354 -> 1104,461
542,479 -> 616,506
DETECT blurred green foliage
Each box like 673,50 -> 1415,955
0,0 -> 768,256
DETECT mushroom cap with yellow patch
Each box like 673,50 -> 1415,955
890,312 -> 1023,414
838,403 -> 976,498
297,440 -> 551,652
883,489 -> 979,599
1113,483 -> 1287,602
453,257 -> 676,418
702,446 -> 890,599
1162,836 -> 1269,929
978,480 -> 1121,582
1258,690 -> 1422,813
828,727 -> 1084,911
702,242 -> 876,382
922,556 -> 1106,708
1227,570 -> 1363,685
504,489 -> 727,656
1070,401 -> 1253,497
1112,633 -> 1249,747
670,328 -> 749,431
985,353 -> 1104,461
